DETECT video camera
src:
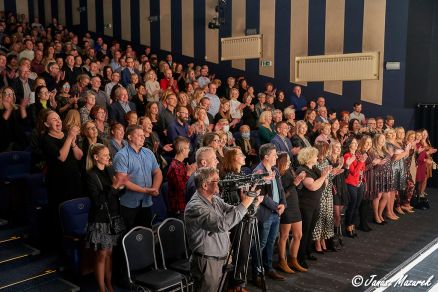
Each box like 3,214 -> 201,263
218,172 -> 269,196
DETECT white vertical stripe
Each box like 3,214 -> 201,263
44,0 -> 52,26
259,0 -> 275,78
231,0 -> 245,70
72,0 -> 80,25
140,0 -> 150,46
160,0 -> 171,52
324,0 -> 345,95
87,0 -> 96,32
205,0 -> 219,63
121,0 -> 131,41
181,0 -> 194,57
16,1 -> 29,19
58,0 -> 66,26
290,0 -> 309,86
361,0 -> 386,105
103,0 -> 113,37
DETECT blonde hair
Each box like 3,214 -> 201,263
63,109 -> 81,131
297,147 -> 318,165
295,120 -> 307,135
0,87 -> 18,110
86,143 -> 107,171
259,110 -> 272,125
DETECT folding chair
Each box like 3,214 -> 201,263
157,218 -> 192,290
59,197 -> 92,275
122,226 -> 185,291
151,182 -> 169,226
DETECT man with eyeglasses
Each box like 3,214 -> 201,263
185,167 -> 259,292
167,106 -> 192,144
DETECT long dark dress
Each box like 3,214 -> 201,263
40,133 -> 83,206
296,165 -> 325,260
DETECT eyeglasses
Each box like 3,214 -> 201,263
208,180 -> 219,185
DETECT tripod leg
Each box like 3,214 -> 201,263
253,219 -> 267,292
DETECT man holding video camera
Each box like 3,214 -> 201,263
184,167 -> 261,292
252,143 -> 287,286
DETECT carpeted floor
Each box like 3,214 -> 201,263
76,189 -> 438,291
256,189 -> 438,292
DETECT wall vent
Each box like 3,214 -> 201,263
221,35 -> 263,61
295,52 -> 380,82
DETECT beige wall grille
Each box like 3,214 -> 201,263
295,52 -> 380,82
221,35 -> 263,61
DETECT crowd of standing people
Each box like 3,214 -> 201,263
0,12 -> 437,292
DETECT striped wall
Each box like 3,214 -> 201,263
2,0 -> 413,124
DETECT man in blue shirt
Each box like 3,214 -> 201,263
113,125 -> 163,229
289,85 -> 307,120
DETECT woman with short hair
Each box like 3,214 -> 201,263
296,147 -> 331,269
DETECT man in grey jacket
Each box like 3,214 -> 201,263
185,167 -> 261,292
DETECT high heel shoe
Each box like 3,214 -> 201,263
346,228 -> 355,238
373,219 -> 384,225
395,207 -> 405,215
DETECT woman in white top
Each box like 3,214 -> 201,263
144,69 -> 161,102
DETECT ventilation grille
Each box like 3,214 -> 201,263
221,35 -> 263,61
295,52 -> 380,82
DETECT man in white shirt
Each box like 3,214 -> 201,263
205,82 -> 220,117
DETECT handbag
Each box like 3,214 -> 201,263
92,171 -> 124,234
411,192 -> 430,210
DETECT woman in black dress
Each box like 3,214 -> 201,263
296,147 -> 331,269
86,143 -> 126,292
40,110 -> 83,237
0,86 -> 29,152
276,152 -> 307,273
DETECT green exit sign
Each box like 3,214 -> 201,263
261,60 -> 272,67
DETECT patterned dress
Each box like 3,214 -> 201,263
387,142 -> 407,191
368,150 -> 394,195
313,158 -> 334,241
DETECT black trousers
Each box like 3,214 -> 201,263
120,205 -> 153,231
298,205 -> 320,260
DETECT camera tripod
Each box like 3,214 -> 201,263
217,211 -> 267,292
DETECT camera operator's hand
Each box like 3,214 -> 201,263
239,192 -> 255,209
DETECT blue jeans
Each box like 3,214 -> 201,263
251,212 -> 280,278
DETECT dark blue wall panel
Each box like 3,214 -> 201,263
193,0 -> 205,63
171,0 -> 182,54
112,0 -> 121,40
150,0 -> 160,52
245,0 -> 260,81
95,0 -> 104,37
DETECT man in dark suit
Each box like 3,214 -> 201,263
11,64 -> 35,104
270,121 -> 299,162
120,57 -> 140,87
109,87 -> 136,126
